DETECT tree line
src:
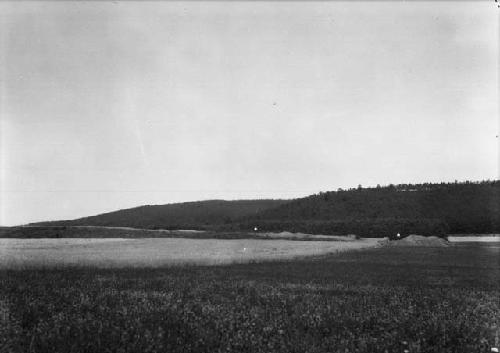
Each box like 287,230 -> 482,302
229,180 -> 500,237
32,180 -> 499,237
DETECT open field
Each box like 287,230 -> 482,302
0,241 -> 498,353
0,238 -> 380,268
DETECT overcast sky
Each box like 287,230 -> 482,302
1,1 -> 498,226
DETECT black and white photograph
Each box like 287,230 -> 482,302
0,1 -> 499,352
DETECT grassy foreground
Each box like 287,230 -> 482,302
1,243 -> 499,353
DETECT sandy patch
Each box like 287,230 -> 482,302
259,232 -> 359,241
383,235 -> 449,247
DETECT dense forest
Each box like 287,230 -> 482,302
230,180 -> 500,236
33,180 -> 499,237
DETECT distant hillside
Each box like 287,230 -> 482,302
31,181 -> 499,237
34,199 -> 289,230
226,180 -> 500,237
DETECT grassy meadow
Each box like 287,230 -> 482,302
0,242 -> 499,353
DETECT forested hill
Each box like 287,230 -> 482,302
229,180 -> 500,236
32,181 -> 499,237
34,199 -> 289,230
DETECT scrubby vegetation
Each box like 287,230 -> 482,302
1,243 -> 499,353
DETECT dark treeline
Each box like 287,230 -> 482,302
233,180 -> 500,237
31,180 -> 499,237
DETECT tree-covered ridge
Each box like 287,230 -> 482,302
32,180 -> 499,237
34,199 -> 289,230
238,180 -> 500,236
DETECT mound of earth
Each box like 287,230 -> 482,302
386,234 -> 450,247
275,231 -> 296,237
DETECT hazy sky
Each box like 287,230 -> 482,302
1,1 -> 498,225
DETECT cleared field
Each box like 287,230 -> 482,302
0,238 -> 381,268
0,242 -> 498,353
